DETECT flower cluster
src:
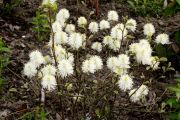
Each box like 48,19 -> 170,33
23,8 -> 170,104
82,56 -> 103,74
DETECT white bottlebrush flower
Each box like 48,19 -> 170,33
125,18 -> 137,32
107,56 -> 127,75
107,10 -> 119,21
41,64 -> 56,76
111,24 -> 128,40
91,42 -> 102,52
109,39 -> 121,51
41,75 -> 57,91
150,56 -> 160,70
56,8 -> 70,22
139,39 -> 151,47
82,60 -> 91,73
52,21 -> 62,33
118,54 -> 130,69
54,45 -> 66,57
129,43 -> 139,54
29,50 -> 45,67
134,40 -> 152,65
82,56 -> 102,73
99,20 -> 110,30
143,23 -> 155,36
54,45 -> 74,65
118,74 -> 133,91
103,36 -> 114,46
68,32 -> 83,50
107,57 -> 119,71
155,33 -> 169,44
77,16 -> 87,27
65,24 -> 75,34
129,88 -> 139,102
42,0 -> 56,5
88,22 -> 99,33
90,56 -> 103,70
82,59 -> 95,73
58,59 -> 74,78
23,62 -> 37,78
129,85 -> 149,102
138,85 -> 149,96
135,47 -> 152,65
54,31 -> 68,45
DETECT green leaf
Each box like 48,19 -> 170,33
127,1 -> 135,9
0,47 -> 11,52
95,108 -> 101,118
159,57 -> 168,62
176,0 -> 180,5
175,78 -> 180,83
175,31 -> 180,45
169,86 -> 180,93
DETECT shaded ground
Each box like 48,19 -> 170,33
0,0 -> 180,119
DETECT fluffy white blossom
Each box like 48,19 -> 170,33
107,10 -> 119,21
23,62 -> 37,78
150,56 -> 160,70
65,24 -> 75,34
103,36 -> 113,46
111,24 -> 128,40
68,33 -> 83,50
52,21 -> 62,33
54,31 -> 68,44
54,45 -> 66,57
129,43 -> 139,54
56,8 -> 70,24
91,42 -> 102,52
90,56 -> 103,70
118,54 -> 130,69
77,16 -> 87,27
41,64 -> 56,76
129,85 -> 149,102
118,74 -> 133,91
53,45 -> 74,65
107,57 -> 119,71
82,60 -> 95,73
126,18 -> 137,32
42,0 -> 56,5
131,40 -> 152,65
58,59 -> 74,78
99,20 -> 110,30
29,50 -> 45,67
155,33 -> 169,44
107,55 -> 129,75
103,36 -> 121,51
88,22 -> 99,33
143,23 -> 155,36
41,75 -> 57,91
109,39 -> 121,51
82,56 -> 103,73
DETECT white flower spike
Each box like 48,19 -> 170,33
118,74 -> 133,91
99,20 -> 110,30
155,33 -> 170,45
41,75 -> 57,91
108,10 -> 119,21
143,23 -> 155,36
88,22 -> 99,33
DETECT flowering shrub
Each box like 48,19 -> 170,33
22,0 -> 172,119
